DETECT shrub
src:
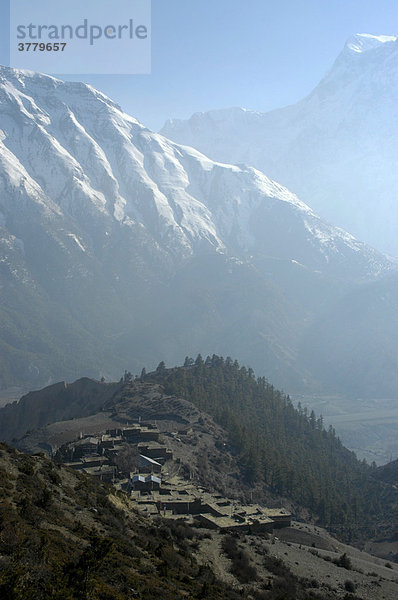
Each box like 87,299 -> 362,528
333,552 -> 352,570
344,579 -> 356,592
221,535 -> 258,583
18,458 -> 34,476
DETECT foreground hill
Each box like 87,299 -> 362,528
146,358 -> 386,536
2,406 -> 398,597
1,441 -> 397,600
1,66 -> 397,396
0,442 -> 247,600
4,358 -> 398,548
161,33 -> 398,257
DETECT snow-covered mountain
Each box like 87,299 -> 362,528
1,64 -> 388,274
0,65 -> 397,396
161,33 -> 398,257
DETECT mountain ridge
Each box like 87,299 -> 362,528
161,33 -> 398,256
0,64 -> 398,396
4,359 -> 398,551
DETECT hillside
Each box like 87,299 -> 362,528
0,378 -> 121,442
146,358 -> 387,536
4,359 -> 398,547
0,442 -> 245,600
1,66 -> 398,397
2,404 -> 398,598
12,378 -> 288,510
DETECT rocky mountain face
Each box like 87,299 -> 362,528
161,33 -> 398,257
0,65 -> 397,396
0,378 -> 121,442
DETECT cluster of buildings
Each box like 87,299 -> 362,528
63,421 -> 172,483
132,477 -> 291,532
61,420 -> 291,532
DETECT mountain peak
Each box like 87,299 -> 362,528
0,64 -> 61,86
344,32 -> 397,54
160,32 -> 398,256
0,64 -> 125,114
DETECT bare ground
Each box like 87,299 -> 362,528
192,522 -> 398,599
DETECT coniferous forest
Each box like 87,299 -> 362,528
148,355 -> 383,539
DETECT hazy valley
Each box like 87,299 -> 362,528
0,65 -> 398,403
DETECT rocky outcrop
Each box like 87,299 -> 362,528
0,377 -> 121,441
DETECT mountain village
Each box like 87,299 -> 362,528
59,419 -> 291,532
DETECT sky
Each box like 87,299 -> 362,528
1,0 -> 398,130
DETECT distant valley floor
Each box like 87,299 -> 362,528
295,395 -> 398,465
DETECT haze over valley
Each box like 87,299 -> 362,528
1,60 -> 398,411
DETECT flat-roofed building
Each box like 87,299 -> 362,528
137,442 -> 173,464
137,454 -> 162,473
122,426 -> 160,444
197,513 -> 273,532
263,508 -> 291,528
81,456 -> 110,469
73,437 -> 99,457
131,474 -> 161,491
83,465 -> 115,483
